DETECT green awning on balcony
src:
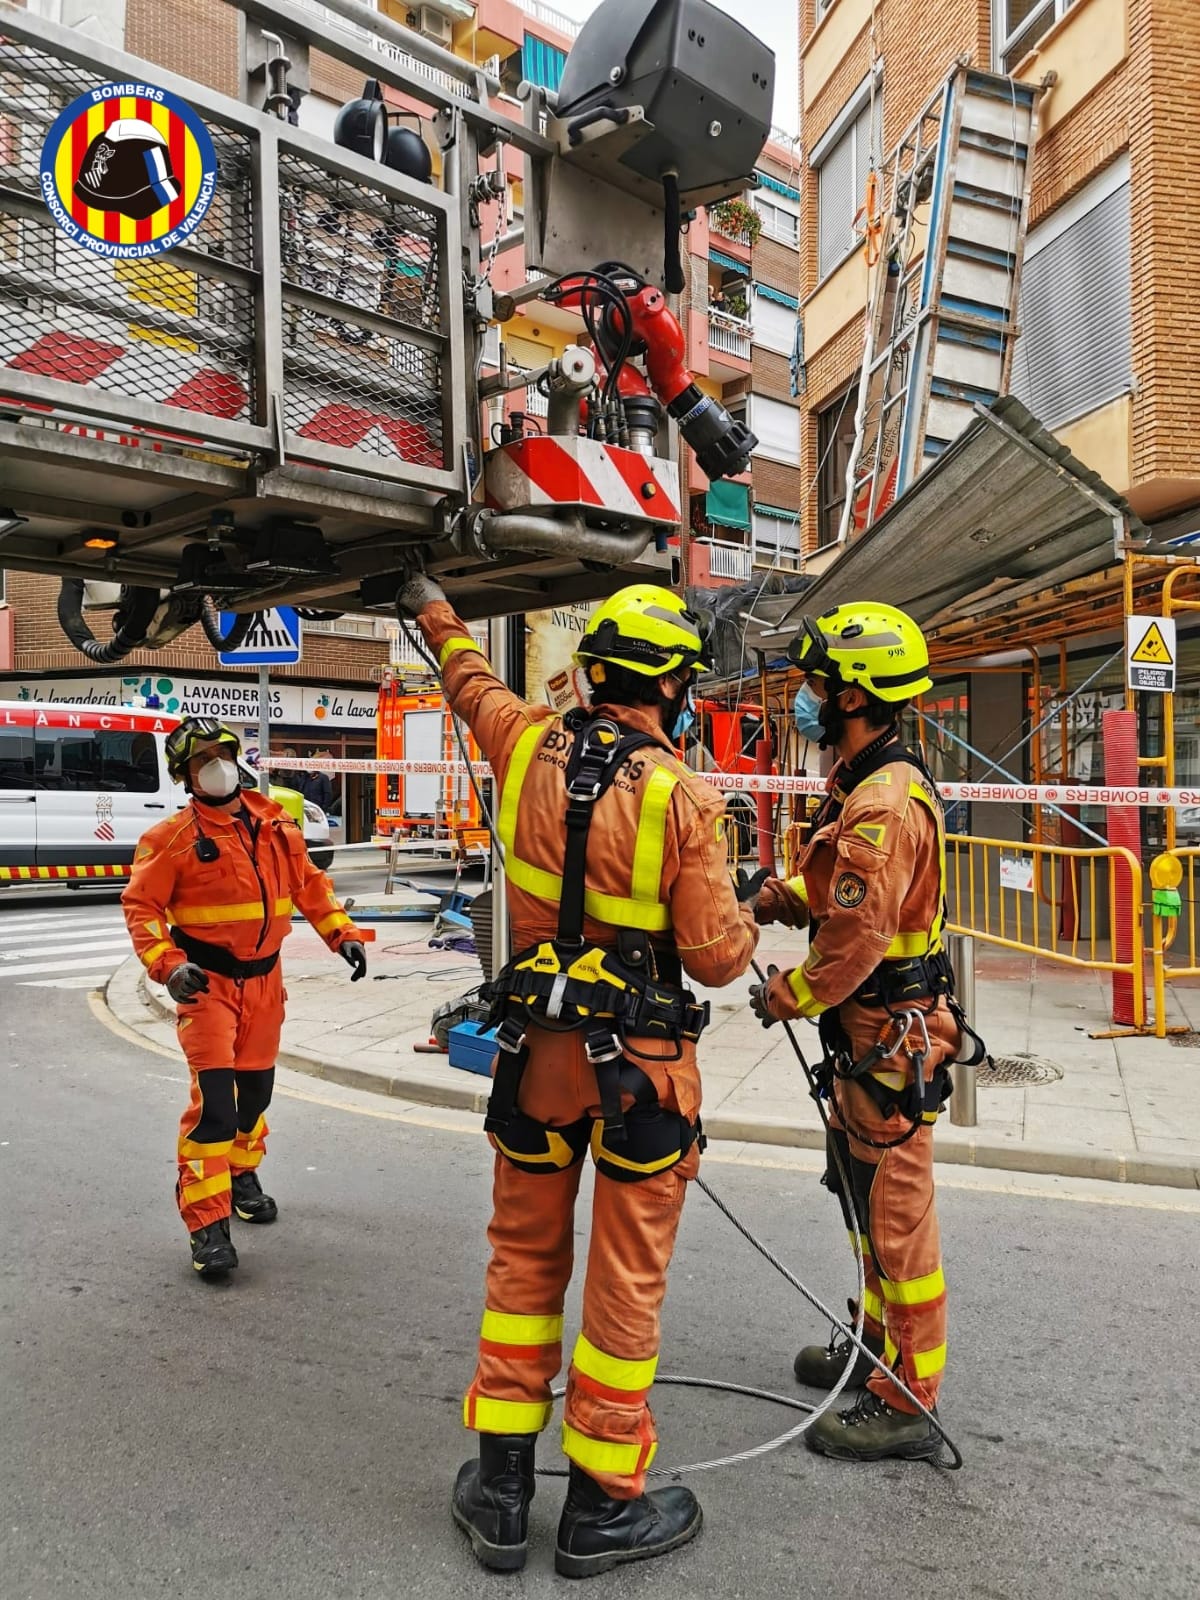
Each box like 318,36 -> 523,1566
709,248 -> 745,275
705,479 -> 751,532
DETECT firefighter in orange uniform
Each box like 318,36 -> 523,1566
397,574 -> 758,1577
749,603 -> 980,1463
122,718 -> 366,1277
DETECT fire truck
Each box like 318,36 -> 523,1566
373,670 -> 487,854
0,0 -> 774,658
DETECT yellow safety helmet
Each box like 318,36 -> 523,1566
165,716 -> 241,781
574,585 -> 713,678
786,602 -> 932,703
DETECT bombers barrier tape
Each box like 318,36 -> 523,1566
262,758 -> 1200,807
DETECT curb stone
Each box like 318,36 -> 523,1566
103,957 -> 1200,1192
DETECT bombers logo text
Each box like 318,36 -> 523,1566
40,80 -> 217,260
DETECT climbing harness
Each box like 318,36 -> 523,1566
481,709 -> 710,1143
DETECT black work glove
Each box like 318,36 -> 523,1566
395,570 -> 447,619
166,963 -> 210,1004
748,964 -> 782,1029
340,941 -> 368,982
734,867 -> 770,906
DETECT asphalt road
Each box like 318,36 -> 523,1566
4,979 -> 1199,1599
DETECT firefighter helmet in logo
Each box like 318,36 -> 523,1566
41,81 -> 217,259
73,119 -> 180,220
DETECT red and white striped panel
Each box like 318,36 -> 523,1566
485,436 -> 680,525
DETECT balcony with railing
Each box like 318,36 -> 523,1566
692,537 -> 753,585
512,0 -> 581,39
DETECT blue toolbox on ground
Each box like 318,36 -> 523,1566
448,1020 -> 499,1076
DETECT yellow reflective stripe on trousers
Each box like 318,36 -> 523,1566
465,1395 -> 553,1433
439,636 -> 485,670
572,1334 -> 658,1394
167,897 -> 293,925
480,1309 -> 564,1347
880,1265 -> 946,1307
863,1288 -> 885,1326
179,1136 -> 234,1160
562,1424 -> 657,1477
141,939 -> 174,969
498,723 -> 673,932
846,1228 -> 871,1259
180,1172 -> 231,1204
884,1332 -> 947,1379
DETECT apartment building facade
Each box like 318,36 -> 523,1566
794,0 -> 1200,809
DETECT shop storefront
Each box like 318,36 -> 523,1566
0,669 -> 382,842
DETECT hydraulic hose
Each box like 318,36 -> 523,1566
199,597 -> 257,653
57,579 -> 159,663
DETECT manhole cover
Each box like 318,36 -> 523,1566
984,1053 -> 1064,1086
1168,1032 -> 1200,1048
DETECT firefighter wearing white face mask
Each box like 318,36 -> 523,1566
122,718 -> 366,1277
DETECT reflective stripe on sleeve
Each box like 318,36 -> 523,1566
439,636 -> 487,670
141,939 -> 174,969
315,911 -> 352,938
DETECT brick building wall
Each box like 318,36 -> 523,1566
752,455 -> 805,509
796,0 -> 1200,548
5,573 -> 388,684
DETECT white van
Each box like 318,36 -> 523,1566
0,701 -> 332,882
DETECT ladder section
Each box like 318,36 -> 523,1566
840,64 -> 1042,540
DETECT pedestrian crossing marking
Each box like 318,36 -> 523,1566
1130,621 -> 1171,664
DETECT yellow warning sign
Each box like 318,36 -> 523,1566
1126,615 -> 1176,693
1131,621 -> 1171,664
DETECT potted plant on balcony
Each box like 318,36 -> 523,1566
709,197 -> 762,246
724,289 -> 748,319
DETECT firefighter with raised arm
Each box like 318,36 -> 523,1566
122,718 -> 367,1278
749,603 -> 983,1463
397,571 -> 758,1578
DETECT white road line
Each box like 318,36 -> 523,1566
0,953 -> 139,979
0,935 -> 131,962
20,974 -> 115,989
0,915 -> 127,938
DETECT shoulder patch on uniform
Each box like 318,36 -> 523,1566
853,821 -> 886,848
135,843 -> 154,861
715,815 -> 726,844
833,871 -> 868,909
860,771 -> 892,787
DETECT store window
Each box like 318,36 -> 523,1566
993,0 -> 1077,74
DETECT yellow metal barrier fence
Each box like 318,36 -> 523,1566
945,835 -> 1145,1028
1149,847 -> 1200,1037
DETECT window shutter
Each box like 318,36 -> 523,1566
818,129 -> 854,279
1010,178 -> 1131,429
752,291 -> 796,355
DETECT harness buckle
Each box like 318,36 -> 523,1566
878,1007 -> 931,1060
584,1029 -> 623,1066
495,1017 -> 527,1055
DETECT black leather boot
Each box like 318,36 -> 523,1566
188,1217 -> 238,1276
451,1433 -> 536,1572
231,1170 -> 278,1223
554,1463 -> 702,1579
793,1327 -> 884,1389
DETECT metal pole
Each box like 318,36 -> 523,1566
258,663 -> 271,795
947,932 -> 977,1126
488,616 -> 510,973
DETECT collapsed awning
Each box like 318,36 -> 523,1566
744,397 -> 1148,654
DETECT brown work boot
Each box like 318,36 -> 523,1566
806,1389 -> 942,1462
793,1320 -> 884,1390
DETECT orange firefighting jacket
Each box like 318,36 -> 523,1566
418,602 -> 756,1113
122,787 -> 361,985
772,753 -> 947,1019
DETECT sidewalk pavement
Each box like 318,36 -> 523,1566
104,920 -> 1200,1191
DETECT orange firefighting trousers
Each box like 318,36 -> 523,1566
175,968 -> 283,1231
825,998 -> 958,1414
463,1041 -> 699,1501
